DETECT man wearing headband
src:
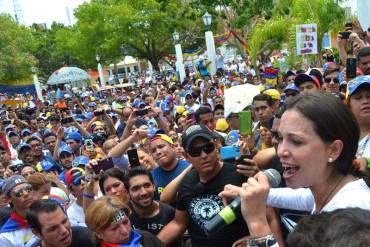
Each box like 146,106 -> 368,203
149,134 -> 190,201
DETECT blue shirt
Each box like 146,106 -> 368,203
151,159 -> 189,200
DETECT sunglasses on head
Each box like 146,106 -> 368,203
324,77 -> 339,84
188,142 -> 215,157
13,184 -> 33,198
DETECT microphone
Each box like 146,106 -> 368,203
204,169 -> 281,235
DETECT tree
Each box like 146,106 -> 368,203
60,0 -> 202,71
31,22 -> 86,79
0,14 -> 37,83
290,0 -> 345,65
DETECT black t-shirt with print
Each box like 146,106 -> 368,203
176,162 -> 249,247
130,202 -> 181,247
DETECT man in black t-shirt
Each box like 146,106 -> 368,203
158,125 -> 249,247
124,167 -> 181,247
26,199 -> 93,247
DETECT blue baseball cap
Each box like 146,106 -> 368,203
17,143 -> 32,153
66,132 -> 82,142
73,156 -> 89,167
284,83 -> 300,93
89,102 -> 96,107
8,131 -> 19,138
85,112 -> 93,120
21,128 -> 31,136
36,160 -> 59,172
347,75 -> 370,97
58,145 -> 73,156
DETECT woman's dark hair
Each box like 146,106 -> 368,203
285,92 -> 359,175
98,167 -> 126,195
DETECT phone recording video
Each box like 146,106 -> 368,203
92,157 -> 114,173
135,109 -> 148,117
61,117 -> 73,124
127,149 -> 141,168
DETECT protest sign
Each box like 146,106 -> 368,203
296,23 -> 318,55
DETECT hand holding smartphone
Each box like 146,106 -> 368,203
91,157 -> 114,174
127,149 -> 141,167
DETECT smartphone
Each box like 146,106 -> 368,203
239,110 -> 252,136
344,22 -> 353,29
127,149 -> 141,167
135,109 -> 148,117
92,157 -> 114,173
94,110 -> 104,116
339,31 -> 351,39
346,58 -> 357,80
220,146 -> 241,160
61,117 -> 73,124
2,119 -> 11,125
84,139 -> 94,151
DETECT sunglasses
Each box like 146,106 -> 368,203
324,77 -> 339,84
285,92 -> 298,97
271,130 -> 279,140
13,184 -> 33,198
188,142 -> 216,157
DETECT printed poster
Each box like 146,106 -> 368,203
296,24 -> 318,55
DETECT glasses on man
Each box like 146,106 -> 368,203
188,142 -> 216,157
324,77 -> 339,84
12,184 -> 33,198
285,92 -> 299,97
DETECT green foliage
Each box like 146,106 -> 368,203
31,22 -> 86,79
290,0 -> 345,51
58,0 -> 202,71
248,16 -> 293,65
0,14 -> 37,83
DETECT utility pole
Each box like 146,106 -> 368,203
12,0 -> 24,25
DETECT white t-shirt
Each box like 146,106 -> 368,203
267,179 -> 370,214
0,228 -> 34,247
67,201 -> 86,227
357,135 -> 370,158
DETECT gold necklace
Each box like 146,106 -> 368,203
315,175 -> 345,214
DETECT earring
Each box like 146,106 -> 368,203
328,157 -> 333,163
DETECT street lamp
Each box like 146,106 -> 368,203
172,30 -> 185,83
31,67 -> 43,102
202,11 -> 212,29
202,12 -> 216,77
172,30 -> 180,43
96,54 -> 105,86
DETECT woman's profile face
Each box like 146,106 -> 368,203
103,176 -> 127,198
98,217 -> 132,244
277,109 -> 337,189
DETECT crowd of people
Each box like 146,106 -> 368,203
0,21 -> 369,247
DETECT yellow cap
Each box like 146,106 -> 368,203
215,118 -> 229,132
263,89 -> 281,100
258,85 -> 265,92
176,106 -> 186,114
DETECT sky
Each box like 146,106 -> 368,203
0,0 -> 89,26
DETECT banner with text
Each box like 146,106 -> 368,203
296,23 -> 318,55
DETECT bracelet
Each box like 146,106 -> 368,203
83,192 -> 95,199
247,234 -> 277,247
367,157 -> 370,169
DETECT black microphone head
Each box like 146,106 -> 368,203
263,169 -> 281,188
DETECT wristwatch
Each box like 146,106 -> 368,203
247,234 -> 277,247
